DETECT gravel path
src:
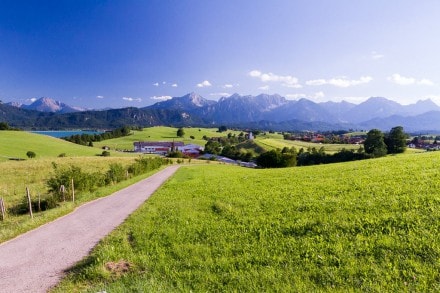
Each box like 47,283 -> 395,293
0,165 -> 180,293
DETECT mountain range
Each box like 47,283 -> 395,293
6,97 -> 85,113
2,93 -> 440,132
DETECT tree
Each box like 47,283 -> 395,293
0,122 -> 9,130
177,127 -> 185,137
218,125 -> 227,132
26,151 -> 36,159
364,129 -> 387,157
204,140 -> 222,155
385,126 -> 407,154
256,149 -> 297,168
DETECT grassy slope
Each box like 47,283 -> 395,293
255,134 -> 360,153
0,131 -> 108,161
92,127 -> 243,151
54,152 -> 440,292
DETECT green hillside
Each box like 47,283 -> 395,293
0,131 -> 109,161
255,136 -> 360,153
55,152 -> 440,292
93,126 -> 243,151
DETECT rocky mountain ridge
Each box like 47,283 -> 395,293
2,93 -> 440,132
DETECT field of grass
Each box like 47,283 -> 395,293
92,127 -> 243,151
255,137 -> 360,153
0,131 -> 125,161
54,152 -> 440,292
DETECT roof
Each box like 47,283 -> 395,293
134,141 -> 184,147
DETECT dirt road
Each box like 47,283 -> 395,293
0,165 -> 180,293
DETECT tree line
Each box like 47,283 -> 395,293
257,126 -> 408,168
62,126 -> 140,146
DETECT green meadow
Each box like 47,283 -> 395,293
0,131 -> 115,161
54,152 -> 440,292
255,135 -> 360,153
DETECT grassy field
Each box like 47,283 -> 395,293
54,151 -> 440,292
0,131 -> 131,161
255,136 -> 361,153
92,127 -> 243,151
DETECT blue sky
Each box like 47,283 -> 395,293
1,1 -> 440,108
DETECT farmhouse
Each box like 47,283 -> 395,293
133,141 -> 184,155
133,141 -> 204,156
176,144 -> 204,157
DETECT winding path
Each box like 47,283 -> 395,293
0,165 -> 180,293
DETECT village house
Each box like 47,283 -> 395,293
176,144 -> 204,157
133,141 -> 184,155
133,141 -> 204,157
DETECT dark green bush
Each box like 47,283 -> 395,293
105,163 -> 126,185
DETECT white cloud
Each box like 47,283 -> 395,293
153,82 -> 159,87
150,95 -> 172,101
28,98 -> 37,103
371,51 -> 385,60
96,95 -> 104,99
249,70 -> 302,88
306,76 -> 372,87
258,85 -> 270,90
162,81 -> 166,85
419,79 -> 435,86
314,91 -> 325,99
387,74 -> 415,85
388,74 -> 434,86
171,83 -> 178,87
122,97 -> 142,102
305,79 -> 327,86
249,70 -> 262,77
223,84 -> 234,88
197,80 -> 212,88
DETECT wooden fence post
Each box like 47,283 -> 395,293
0,197 -> 5,221
71,178 -> 75,203
26,187 -> 33,219
60,185 -> 66,202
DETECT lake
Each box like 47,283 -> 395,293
30,130 -> 104,138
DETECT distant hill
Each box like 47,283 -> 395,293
1,93 -> 440,132
335,97 -> 440,124
359,111 -> 440,132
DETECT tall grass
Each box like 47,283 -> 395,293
54,152 -> 440,292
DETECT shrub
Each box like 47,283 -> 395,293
105,163 -> 126,185
26,151 -> 36,158
101,151 -> 111,157
47,164 -> 104,201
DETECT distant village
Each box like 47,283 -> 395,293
133,141 -> 203,157
131,129 -> 440,170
